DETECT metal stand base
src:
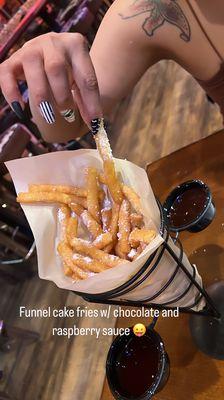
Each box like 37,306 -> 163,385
190,281 -> 224,360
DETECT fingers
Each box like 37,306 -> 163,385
67,34 -> 102,125
0,58 -> 25,120
43,44 -> 76,123
0,33 -> 102,128
0,37 -> 76,125
1,46 -> 75,125
71,83 -> 90,127
22,49 -> 56,124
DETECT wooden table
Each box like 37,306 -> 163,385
0,0 -> 47,62
101,130 -> 224,399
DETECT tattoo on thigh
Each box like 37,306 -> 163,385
119,0 -> 191,42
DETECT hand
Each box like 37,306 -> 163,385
0,32 -> 102,127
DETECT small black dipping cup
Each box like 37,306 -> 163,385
106,327 -> 169,400
163,180 -> 215,233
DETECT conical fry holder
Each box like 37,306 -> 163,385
73,191 -> 224,360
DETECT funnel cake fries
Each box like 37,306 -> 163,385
81,210 -> 103,239
101,207 -> 112,232
29,184 -> 87,198
94,119 -> 123,204
130,213 -> 144,229
17,119 -> 156,281
116,199 -> 131,258
17,191 -> 87,207
92,232 -> 113,249
129,228 -> 156,248
103,203 -> 120,253
86,167 -> 101,223
122,185 -> 143,215
57,241 -> 88,280
71,238 -> 126,268
66,215 -> 78,244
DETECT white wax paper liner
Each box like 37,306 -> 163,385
5,149 -> 205,311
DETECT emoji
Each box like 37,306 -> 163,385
133,323 -> 146,337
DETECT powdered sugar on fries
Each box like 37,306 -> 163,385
94,119 -> 113,160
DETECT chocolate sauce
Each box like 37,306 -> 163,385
168,187 -> 208,228
113,334 -> 160,398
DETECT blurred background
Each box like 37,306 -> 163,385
0,1 -> 222,399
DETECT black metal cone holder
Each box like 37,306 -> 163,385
73,200 -> 224,360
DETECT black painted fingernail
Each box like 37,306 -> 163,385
39,101 -> 55,124
11,101 -> 25,120
91,118 -> 101,135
